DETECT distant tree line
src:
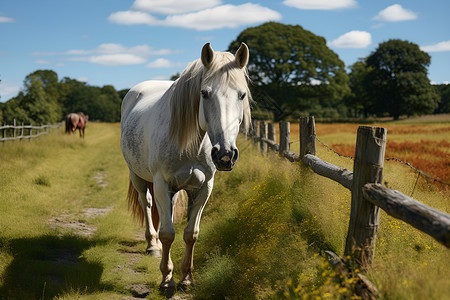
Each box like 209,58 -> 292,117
0,70 -> 128,125
1,22 -> 449,124
229,22 -> 448,121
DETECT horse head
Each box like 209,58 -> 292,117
198,43 -> 251,171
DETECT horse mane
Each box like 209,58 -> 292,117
169,51 -> 252,156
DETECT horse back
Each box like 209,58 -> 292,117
121,80 -> 173,124
68,113 -> 80,128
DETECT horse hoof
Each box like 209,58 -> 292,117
179,274 -> 194,287
159,278 -> 176,298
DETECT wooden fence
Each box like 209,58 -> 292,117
249,116 -> 450,270
0,119 -> 63,142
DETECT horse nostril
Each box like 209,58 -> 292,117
211,146 -> 219,161
232,148 -> 239,163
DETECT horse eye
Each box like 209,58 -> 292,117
238,92 -> 246,101
201,90 -> 209,99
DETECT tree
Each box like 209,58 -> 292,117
60,78 -> 123,122
2,70 -> 124,124
228,22 -> 349,120
346,60 -> 374,118
94,85 -> 122,122
434,84 -> 450,113
118,89 -> 129,101
170,73 -> 180,81
0,92 -> 29,124
21,74 -> 61,124
364,39 -> 439,119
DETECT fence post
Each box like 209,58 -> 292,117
300,116 -> 316,158
279,121 -> 290,155
251,119 -> 258,143
268,123 -> 276,143
13,119 -> 16,139
344,126 -> 387,270
259,121 -> 267,153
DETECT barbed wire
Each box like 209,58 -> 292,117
246,130 -> 449,187
314,135 -> 354,159
385,157 -> 449,186
314,135 -> 450,187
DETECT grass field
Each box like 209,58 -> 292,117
0,119 -> 449,299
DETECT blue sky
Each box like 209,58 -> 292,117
1,0 -> 449,102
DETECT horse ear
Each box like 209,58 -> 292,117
201,43 -> 214,68
235,42 -> 249,69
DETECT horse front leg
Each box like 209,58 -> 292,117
180,179 -> 213,287
153,175 -> 176,291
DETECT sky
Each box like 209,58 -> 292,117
1,0 -> 450,102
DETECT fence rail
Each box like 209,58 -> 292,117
0,120 -> 63,142
248,116 -> 449,270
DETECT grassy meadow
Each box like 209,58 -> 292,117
0,119 -> 449,299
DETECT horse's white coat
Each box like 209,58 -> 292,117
120,43 -> 251,289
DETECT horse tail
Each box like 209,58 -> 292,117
127,180 -> 144,226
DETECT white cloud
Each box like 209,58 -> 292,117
0,15 -> 14,23
421,40 -> 450,53
328,31 -> 371,48
146,58 -> 182,68
73,54 -> 147,66
92,43 -> 172,56
0,80 -> 20,100
163,4 -> 282,30
373,4 -> 417,22
108,10 -> 158,25
131,0 -> 221,14
109,3 -> 282,31
77,77 -> 89,82
283,0 -> 357,10
33,43 -> 174,67
35,59 -> 51,64
431,80 -> 450,85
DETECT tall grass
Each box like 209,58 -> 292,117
192,127 -> 449,299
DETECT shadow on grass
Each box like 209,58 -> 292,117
0,234 -> 112,299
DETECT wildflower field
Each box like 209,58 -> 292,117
288,115 -> 450,189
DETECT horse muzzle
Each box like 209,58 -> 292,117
211,146 -> 239,171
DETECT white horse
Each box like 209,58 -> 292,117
120,43 -> 251,291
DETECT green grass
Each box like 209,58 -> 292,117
0,122 -> 449,299
0,123 -> 163,299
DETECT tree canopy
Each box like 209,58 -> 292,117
228,22 -> 349,120
361,39 -> 439,119
1,70 -> 126,125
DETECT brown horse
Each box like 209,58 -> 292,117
65,112 -> 89,137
